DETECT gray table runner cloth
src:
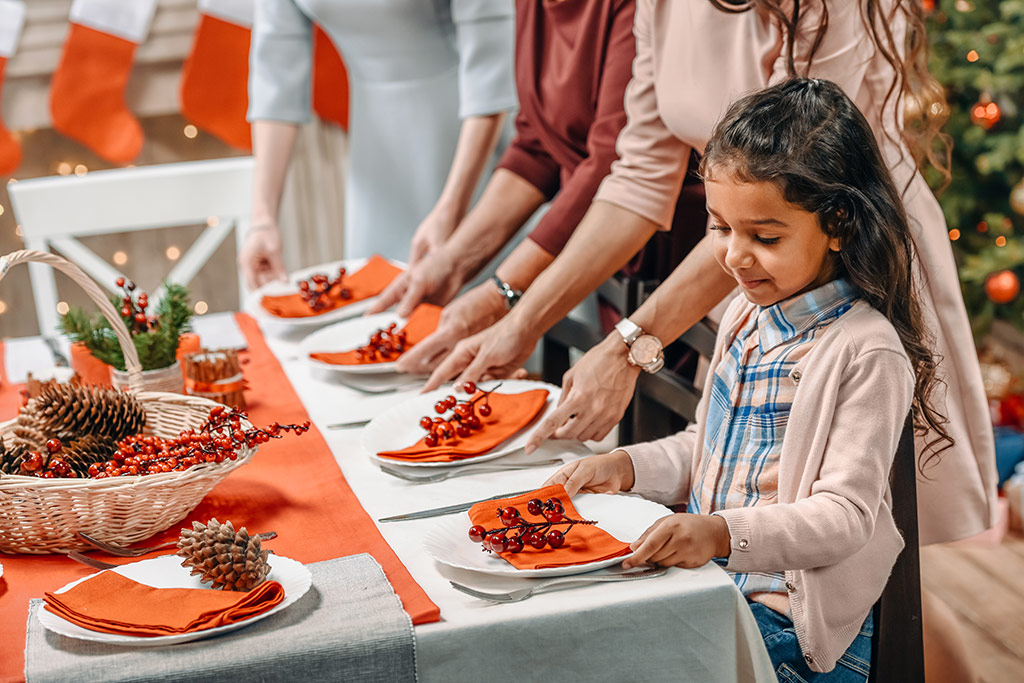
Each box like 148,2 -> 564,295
25,554 -> 418,683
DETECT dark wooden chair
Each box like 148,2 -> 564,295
869,413 -> 925,683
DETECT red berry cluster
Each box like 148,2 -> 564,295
297,268 -> 351,312
418,381 -> 494,447
82,406 -> 310,479
18,438 -> 67,477
467,497 -> 595,554
354,322 -> 407,361
115,277 -> 153,334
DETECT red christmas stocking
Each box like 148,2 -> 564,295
49,0 -> 156,164
181,0 -> 253,150
312,25 -> 349,130
0,0 -> 26,176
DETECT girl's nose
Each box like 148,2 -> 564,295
725,241 -> 754,270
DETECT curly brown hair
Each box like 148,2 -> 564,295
708,0 -> 952,189
701,78 -> 953,468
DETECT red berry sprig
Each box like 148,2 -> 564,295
467,496 -> 595,553
297,268 -> 351,312
114,277 -> 153,334
81,406 -> 311,479
355,322 -> 408,362
418,382 -> 499,447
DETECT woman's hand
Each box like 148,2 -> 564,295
239,224 -> 287,290
622,514 -> 731,570
543,450 -> 635,498
368,248 -> 465,318
396,281 -> 508,374
407,204 -> 459,269
525,333 -> 642,453
422,315 -> 537,391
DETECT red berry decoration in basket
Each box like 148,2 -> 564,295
83,407 -> 310,479
417,383 -> 500,445
468,497 -> 596,554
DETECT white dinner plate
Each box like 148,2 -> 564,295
245,257 -> 405,330
362,379 -> 561,468
423,493 -> 671,578
38,554 -> 312,646
299,312 -> 414,375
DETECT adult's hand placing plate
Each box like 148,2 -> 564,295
362,380 -> 560,467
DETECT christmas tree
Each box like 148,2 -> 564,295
925,0 -> 1024,337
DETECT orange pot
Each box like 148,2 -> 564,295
176,332 -> 201,382
70,342 -> 112,387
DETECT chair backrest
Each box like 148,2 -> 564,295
869,413 -> 925,682
8,157 -> 254,335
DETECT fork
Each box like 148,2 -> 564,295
76,530 -> 277,557
449,565 -> 668,603
67,550 -> 119,570
379,458 -> 564,483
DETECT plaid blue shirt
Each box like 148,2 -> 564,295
692,279 -> 859,600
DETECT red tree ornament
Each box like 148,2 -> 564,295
985,270 -> 1020,304
971,100 -> 1001,129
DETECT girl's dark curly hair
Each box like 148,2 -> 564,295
701,77 -> 952,468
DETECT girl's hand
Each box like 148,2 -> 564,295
622,513 -> 731,570
543,450 -> 635,498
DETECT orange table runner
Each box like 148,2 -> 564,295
0,313 -> 439,682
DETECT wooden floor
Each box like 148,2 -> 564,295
922,530 -> 1024,682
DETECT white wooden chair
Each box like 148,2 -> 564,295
8,157 -> 254,335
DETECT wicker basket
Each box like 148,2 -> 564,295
0,250 -> 256,554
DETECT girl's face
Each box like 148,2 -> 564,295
706,172 -> 840,307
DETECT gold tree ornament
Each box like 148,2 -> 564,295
176,519 -> 271,591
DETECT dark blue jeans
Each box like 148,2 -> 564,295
748,601 -> 873,682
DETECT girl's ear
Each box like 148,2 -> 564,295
828,236 -> 842,253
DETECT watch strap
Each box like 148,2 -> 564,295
614,318 -> 643,346
491,275 -> 522,310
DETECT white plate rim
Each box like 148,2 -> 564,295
361,379 -> 561,468
422,493 -> 671,578
37,554 -> 312,646
245,257 -> 405,329
299,312 -> 411,375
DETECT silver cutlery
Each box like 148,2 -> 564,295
67,550 -> 119,570
379,458 -> 564,484
326,418 -> 372,429
76,530 -> 277,557
450,566 -> 668,603
377,489 -> 535,522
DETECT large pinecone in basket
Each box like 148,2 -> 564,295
0,438 -> 30,475
176,519 -> 271,591
60,434 -> 119,477
15,384 -> 146,447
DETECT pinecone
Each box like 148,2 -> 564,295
176,519 -> 271,591
11,412 -> 48,452
60,434 -> 118,477
19,384 -> 146,443
0,439 -> 30,475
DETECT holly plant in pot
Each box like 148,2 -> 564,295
59,278 -> 193,372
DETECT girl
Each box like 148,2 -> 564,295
546,77 -> 951,680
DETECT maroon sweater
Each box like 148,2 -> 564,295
499,0 -> 706,277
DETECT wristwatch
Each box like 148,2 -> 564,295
614,318 -> 665,373
492,275 -> 523,310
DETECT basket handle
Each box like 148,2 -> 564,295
0,250 -> 143,391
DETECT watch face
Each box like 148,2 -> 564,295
629,335 -> 663,365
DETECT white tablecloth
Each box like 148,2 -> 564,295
259,326 -> 777,683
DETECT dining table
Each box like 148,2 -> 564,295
0,311 -> 776,682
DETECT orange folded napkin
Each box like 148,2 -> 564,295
377,389 -> 549,463
43,571 -> 285,637
261,255 -> 403,318
468,485 -> 631,570
309,304 -> 443,365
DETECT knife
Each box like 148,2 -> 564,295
377,489 -> 535,523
